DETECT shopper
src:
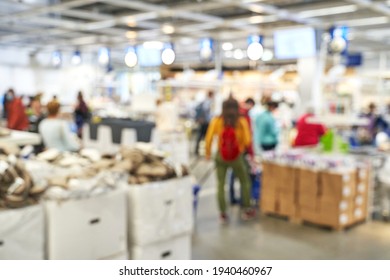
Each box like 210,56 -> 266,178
205,97 -> 255,223
254,101 -> 279,152
194,90 -> 214,156
229,98 -> 255,204
155,98 -> 179,132
294,107 -> 326,147
39,100 -> 80,152
362,103 -> 388,144
27,93 -> 45,133
5,88 -> 29,131
74,91 -> 90,138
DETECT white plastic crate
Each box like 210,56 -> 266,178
0,204 -> 45,260
130,233 -> 191,260
126,176 -> 193,246
45,188 -> 127,260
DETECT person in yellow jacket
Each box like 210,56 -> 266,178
205,97 -> 255,223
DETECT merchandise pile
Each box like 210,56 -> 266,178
260,149 -> 370,230
0,142 -> 190,206
0,154 -> 42,209
261,149 -> 367,171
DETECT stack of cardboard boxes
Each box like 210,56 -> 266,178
261,162 -> 370,230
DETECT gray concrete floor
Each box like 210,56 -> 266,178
190,158 -> 390,260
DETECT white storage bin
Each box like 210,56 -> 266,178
127,176 -> 193,246
130,234 -> 191,260
0,204 -> 45,260
45,189 -> 127,260
100,251 -> 129,260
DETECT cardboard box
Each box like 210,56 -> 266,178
352,206 -> 367,222
260,199 -> 277,213
261,187 -> 277,203
320,171 -> 357,200
275,165 -> 298,191
298,193 -> 319,210
0,205 -> 44,260
280,192 -> 295,204
356,168 -> 370,195
261,175 -> 277,191
300,207 -> 320,223
262,162 -> 275,177
45,189 -> 127,260
353,194 -> 367,209
298,168 -> 319,196
130,234 -> 191,260
319,200 -> 354,228
127,176 -> 193,246
279,200 -> 296,217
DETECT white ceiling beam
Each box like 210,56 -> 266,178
0,0 -> 100,23
345,0 -> 390,17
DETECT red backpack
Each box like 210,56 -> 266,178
220,125 -> 240,161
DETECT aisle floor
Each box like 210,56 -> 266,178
191,158 -> 390,260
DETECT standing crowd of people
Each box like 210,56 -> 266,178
2,88 -> 90,152
195,91 -> 327,224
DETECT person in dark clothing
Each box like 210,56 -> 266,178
74,91 -> 90,138
194,90 -> 214,156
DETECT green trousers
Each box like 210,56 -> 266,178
215,153 -> 251,213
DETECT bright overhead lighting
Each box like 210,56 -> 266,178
143,41 -> 164,49
125,48 -> 137,68
247,4 -> 265,13
71,50 -> 81,66
222,42 -> 233,51
51,51 -> 61,67
126,16 -> 137,27
247,42 -> 263,61
298,5 -> 357,18
162,48 -> 175,65
261,49 -> 273,62
233,49 -> 244,60
162,24 -> 175,34
249,15 -> 278,24
340,17 -> 389,27
126,31 -> 137,39
98,47 -> 110,66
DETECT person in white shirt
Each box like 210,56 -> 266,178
39,100 -> 80,152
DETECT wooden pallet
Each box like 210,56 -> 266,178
262,211 -> 366,231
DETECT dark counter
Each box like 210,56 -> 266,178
88,118 -> 155,143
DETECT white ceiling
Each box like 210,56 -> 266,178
1,0 -> 390,67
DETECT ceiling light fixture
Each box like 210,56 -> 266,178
125,47 -> 137,68
261,49 -> 273,62
222,42 -> 233,51
247,42 -> 263,61
51,51 -> 61,67
126,31 -> 138,39
161,44 -> 175,65
162,24 -> 175,34
98,47 -> 110,66
249,15 -> 278,24
247,35 -> 263,61
71,50 -> 81,66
